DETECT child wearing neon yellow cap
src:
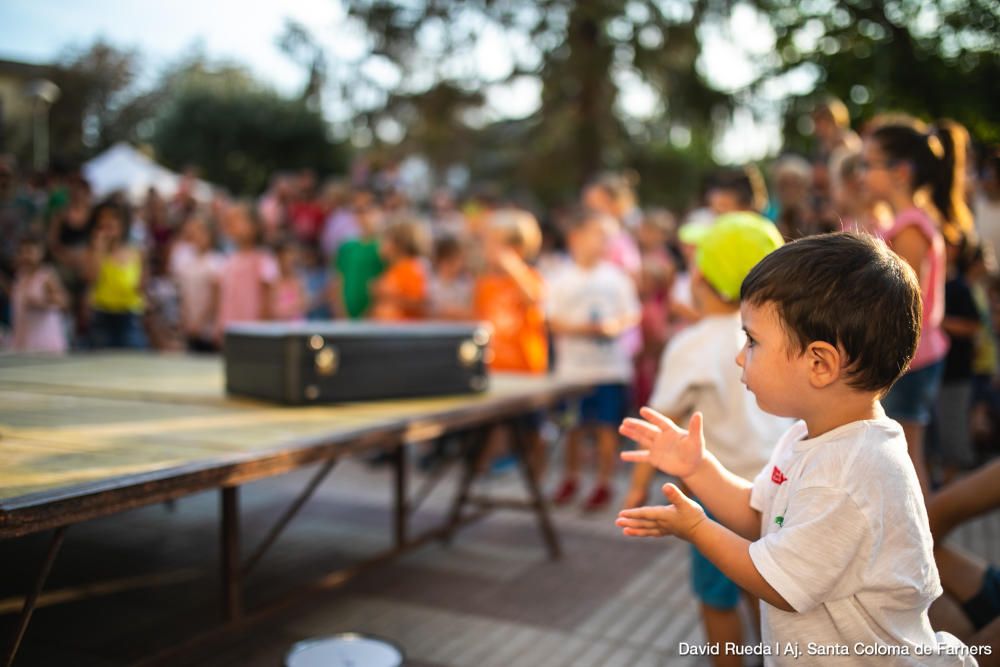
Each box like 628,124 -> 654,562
622,212 -> 791,666
618,233 -> 975,664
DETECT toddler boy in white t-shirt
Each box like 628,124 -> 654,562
617,233 -> 977,665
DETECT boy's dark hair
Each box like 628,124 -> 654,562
564,206 -> 614,234
741,232 -> 921,393
18,230 -> 46,248
706,165 -> 768,212
272,235 -> 300,255
88,197 -> 131,240
433,235 -> 463,264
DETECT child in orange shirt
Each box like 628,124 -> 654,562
474,209 -> 548,473
474,209 -> 547,373
370,217 -> 430,321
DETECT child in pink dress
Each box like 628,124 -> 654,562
271,240 -> 307,322
215,202 -> 279,342
11,234 -> 69,353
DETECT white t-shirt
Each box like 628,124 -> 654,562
748,412 -> 976,666
428,274 -> 472,318
649,313 -> 791,480
547,261 -> 640,382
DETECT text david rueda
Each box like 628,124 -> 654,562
679,642 -> 992,659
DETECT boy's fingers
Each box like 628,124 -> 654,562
615,517 -> 658,529
620,450 -> 650,463
687,412 -> 704,439
620,418 -> 660,440
622,528 -> 666,538
619,506 -> 668,520
662,483 -> 698,510
639,407 -> 682,433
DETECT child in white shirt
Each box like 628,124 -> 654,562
549,208 -> 640,511
617,232 -> 977,665
623,213 -> 792,667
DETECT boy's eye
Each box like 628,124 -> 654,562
746,337 -> 756,348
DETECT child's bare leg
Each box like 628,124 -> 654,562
526,426 -> 546,479
475,424 -> 509,474
701,605 -> 743,667
595,425 -> 618,487
623,462 -> 655,509
972,617 -> 1000,667
743,592 -> 761,642
928,459 -> 1000,540
936,544 -> 989,603
553,426 -> 584,503
900,420 -> 930,498
929,592 -> 975,639
563,426 -> 584,480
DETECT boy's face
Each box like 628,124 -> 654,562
860,138 -> 907,204
17,243 -> 43,268
436,254 -> 464,278
707,188 -> 741,215
736,301 -> 809,418
568,219 -> 608,263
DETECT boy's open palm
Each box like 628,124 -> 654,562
616,483 -> 707,540
619,408 -> 705,478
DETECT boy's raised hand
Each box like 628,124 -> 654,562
615,483 -> 707,540
619,408 -> 705,478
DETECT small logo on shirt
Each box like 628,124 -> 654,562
771,466 -> 787,485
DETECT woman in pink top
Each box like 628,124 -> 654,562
11,234 -> 69,353
861,118 -> 957,496
215,202 -> 279,343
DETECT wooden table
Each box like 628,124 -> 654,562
0,353 -> 594,666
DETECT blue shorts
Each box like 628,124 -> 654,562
963,565 -> 1000,631
576,383 -> 628,426
881,360 -> 944,425
689,505 -> 740,610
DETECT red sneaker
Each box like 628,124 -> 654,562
551,478 -> 578,505
583,485 -> 612,512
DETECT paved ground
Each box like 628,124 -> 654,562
2,444 -> 998,666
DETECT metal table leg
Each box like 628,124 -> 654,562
220,487 -> 241,622
393,444 -> 408,548
3,527 -> 67,667
511,419 -> 561,560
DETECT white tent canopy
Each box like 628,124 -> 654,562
82,143 -> 217,204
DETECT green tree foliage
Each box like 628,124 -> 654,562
151,76 -> 348,195
47,40 -> 152,162
341,0 -> 731,206
757,0 -> 1000,146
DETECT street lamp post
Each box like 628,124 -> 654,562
25,79 -> 60,172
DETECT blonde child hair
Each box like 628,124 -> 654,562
488,208 -> 542,261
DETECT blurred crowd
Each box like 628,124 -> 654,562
1,97 -> 999,486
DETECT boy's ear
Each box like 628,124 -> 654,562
805,341 -> 841,389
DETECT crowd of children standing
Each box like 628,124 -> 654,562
3,98 -> 1000,661
2,103 -> 999,500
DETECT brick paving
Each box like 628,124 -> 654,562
1,449 -> 998,666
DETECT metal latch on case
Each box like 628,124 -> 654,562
457,340 -> 482,367
315,346 -> 339,376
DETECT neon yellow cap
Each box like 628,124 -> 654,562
693,212 -> 784,301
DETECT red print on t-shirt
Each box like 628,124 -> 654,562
771,466 -> 787,485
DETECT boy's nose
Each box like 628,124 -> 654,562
735,347 -> 745,368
